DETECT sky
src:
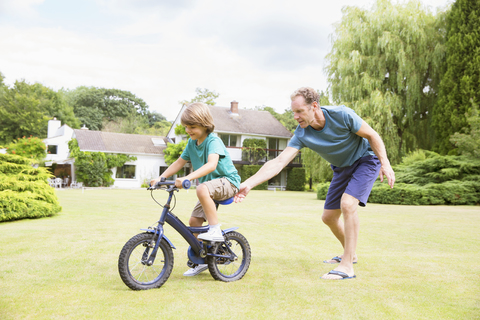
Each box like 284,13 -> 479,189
0,0 -> 452,121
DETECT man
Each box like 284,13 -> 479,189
234,87 -> 395,280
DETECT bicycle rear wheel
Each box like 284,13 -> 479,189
118,232 -> 174,290
207,231 -> 251,282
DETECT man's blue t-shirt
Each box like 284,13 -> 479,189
288,106 -> 375,167
181,133 -> 241,189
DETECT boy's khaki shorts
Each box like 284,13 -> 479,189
191,177 -> 238,221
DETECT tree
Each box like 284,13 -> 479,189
450,100 -> 480,158
180,88 -> 219,106
163,140 -> 187,165
301,148 -> 333,189
64,86 -> 150,131
325,0 -> 447,163
432,0 -> 480,154
0,80 -> 80,144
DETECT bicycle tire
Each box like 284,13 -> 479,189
118,232 -> 174,290
207,231 -> 251,282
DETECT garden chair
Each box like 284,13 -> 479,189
54,178 -> 63,188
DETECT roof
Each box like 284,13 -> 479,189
209,106 -> 292,138
73,130 -> 167,155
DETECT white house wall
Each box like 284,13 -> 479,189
44,126 -> 74,162
112,154 -> 166,188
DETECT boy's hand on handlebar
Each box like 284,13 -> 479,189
234,183 -> 252,203
175,177 -> 189,189
150,177 -> 161,188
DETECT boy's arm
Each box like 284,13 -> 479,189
234,147 -> 299,203
180,153 -> 219,184
150,157 -> 187,187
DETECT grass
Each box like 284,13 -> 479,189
0,188 -> 479,319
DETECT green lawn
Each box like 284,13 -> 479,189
1,188 -> 479,319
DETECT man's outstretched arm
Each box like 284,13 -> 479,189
234,147 -> 299,203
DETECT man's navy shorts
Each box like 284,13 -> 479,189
324,155 -> 381,210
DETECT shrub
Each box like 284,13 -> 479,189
368,181 -> 480,205
316,182 -> 331,200
5,136 -> 46,161
241,165 -> 267,190
286,167 -> 306,191
242,139 -> 266,165
0,153 -> 61,222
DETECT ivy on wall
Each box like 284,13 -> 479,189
68,139 -> 137,187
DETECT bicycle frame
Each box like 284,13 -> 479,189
142,183 -> 238,266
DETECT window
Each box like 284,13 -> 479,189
219,134 -> 238,147
47,145 -> 58,154
159,166 -> 174,180
116,165 -> 136,179
268,138 -> 280,159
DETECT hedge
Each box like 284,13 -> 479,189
316,180 -> 480,205
241,165 -> 267,190
286,167 -> 306,191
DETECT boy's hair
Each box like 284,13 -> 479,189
181,102 -> 215,134
290,87 -> 320,106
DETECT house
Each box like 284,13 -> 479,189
43,119 -> 168,188
43,118 -> 75,183
167,101 -> 300,190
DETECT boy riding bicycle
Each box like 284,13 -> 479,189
151,102 -> 240,276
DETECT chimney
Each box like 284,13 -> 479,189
47,117 -> 61,138
230,101 -> 239,114
81,124 -> 89,130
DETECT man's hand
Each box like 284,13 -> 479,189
379,165 -> 395,188
234,183 -> 252,203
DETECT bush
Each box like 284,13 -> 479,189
316,182 -> 331,200
241,165 -> 267,190
368,181 -> 480,205
5,136 -> 46,161
286,167 -> 306,191
0,153 -> 61,222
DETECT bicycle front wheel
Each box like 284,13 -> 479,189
207,231 -> 251,282
118,232 -> 174,290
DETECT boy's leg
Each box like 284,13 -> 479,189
197,178 -> 237,242
196,184 -> 218,225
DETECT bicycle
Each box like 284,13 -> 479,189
118,178 -> 252,290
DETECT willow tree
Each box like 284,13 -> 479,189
432,0 -> 480,154
325,0 -> 448,163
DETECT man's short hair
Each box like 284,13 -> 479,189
181,102 -> 215,134
290,87 -> 320,105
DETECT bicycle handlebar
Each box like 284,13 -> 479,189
148,179 -> 191,190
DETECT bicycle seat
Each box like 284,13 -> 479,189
215,197 -> 234,205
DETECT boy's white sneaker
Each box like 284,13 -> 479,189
198,227 -> 224,242
183,264 -> 208,276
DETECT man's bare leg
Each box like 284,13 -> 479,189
322,193 -> 359,279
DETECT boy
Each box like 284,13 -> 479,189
151,102 -> 240,276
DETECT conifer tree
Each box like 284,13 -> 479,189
432,0 -> 480,154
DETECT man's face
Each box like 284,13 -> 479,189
291,95 -> 315,128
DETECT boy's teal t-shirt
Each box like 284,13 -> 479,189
180,133 -> 241,189
288,106 -> 375,167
